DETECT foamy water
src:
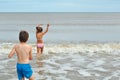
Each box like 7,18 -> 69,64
0,42 -> 120,80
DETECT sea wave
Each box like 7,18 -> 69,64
1,42 -> 120,80
1,42 -> 120,56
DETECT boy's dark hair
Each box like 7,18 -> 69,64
19,30 -> 29,42
36,26 -> 43,33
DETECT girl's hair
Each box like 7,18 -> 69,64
36,27 -> 43,33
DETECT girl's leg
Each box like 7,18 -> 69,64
36,47 -> 38,57
37,47 -> 42,59
41,47 -> 44,54
36,47 -> 39,59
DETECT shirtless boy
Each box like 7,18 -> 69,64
8,30 -> 34,80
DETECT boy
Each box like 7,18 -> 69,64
8,30 -> 34,80
36,24 -> 50,59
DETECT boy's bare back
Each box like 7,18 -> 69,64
8,43 -> 33,64
16,43 -> 32,63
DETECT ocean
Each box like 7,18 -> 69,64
0,12 -> 120,43
0,13 -> 120,80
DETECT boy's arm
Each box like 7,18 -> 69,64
29,46 -> 33,60
8,46 -> 16,58
43,24 -> 50,35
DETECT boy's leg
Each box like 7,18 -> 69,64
17,63 -> 24,80
22,77 -> 25,80
23,64 -> 34,80
29,75 -> 34,80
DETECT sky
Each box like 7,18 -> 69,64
0,0 -> 120,12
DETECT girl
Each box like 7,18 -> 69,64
36,24 -> 50,58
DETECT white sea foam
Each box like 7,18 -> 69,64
0,42 -> 120,80
78,70 -> 91,76
44,43 -> 120,56
103,71 -> 120,80
0,41 -> 119,54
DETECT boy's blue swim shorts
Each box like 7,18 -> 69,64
16,63 -> 33,80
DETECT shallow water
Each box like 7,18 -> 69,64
0,42 -> 120,80
0,13 -> 120,80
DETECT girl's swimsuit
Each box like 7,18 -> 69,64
37,43 -> 44,48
